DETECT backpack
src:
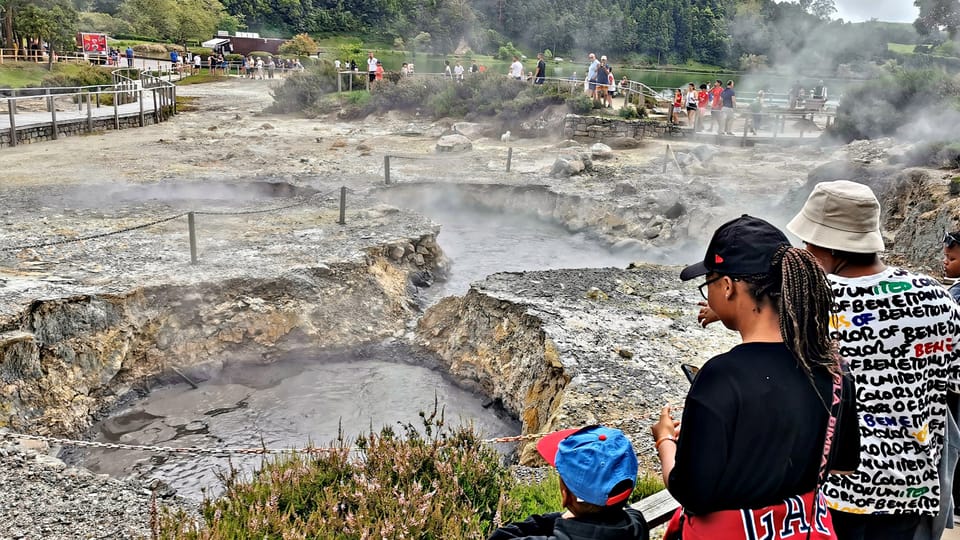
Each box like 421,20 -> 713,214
595,64 -> 608,83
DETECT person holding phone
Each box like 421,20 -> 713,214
651,215 -> 860,539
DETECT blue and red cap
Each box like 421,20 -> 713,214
536,425 -> 638,507
680,214 -> 790,281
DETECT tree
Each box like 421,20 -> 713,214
915,0 -> 960,38
12,0 -> 77,66
119,0 -> 226,43
411,31 -> 431,51
278,33 -> 318,56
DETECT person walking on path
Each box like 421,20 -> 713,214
787,181 -> 960,540
655,215 -> 860,540
509,56 -> 523,80
125,46 -> 134,68
534,52 -> 546,84
367,51 -> 378,83
721,80 -> 737,135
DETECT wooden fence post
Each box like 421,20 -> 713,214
7,102 -> 16,147
85,92 -> 93,132
384,155 -> 391,184
138,87 -> 145,127
49,95 -> 58,140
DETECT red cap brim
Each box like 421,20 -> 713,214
535,427 -> 582,466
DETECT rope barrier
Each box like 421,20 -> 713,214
0,212 -> 188,252
0,405 -> 683,457
0,188 -> 344,253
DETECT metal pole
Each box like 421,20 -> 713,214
113,90 -> 119,130
96,86 -> 101,108
7,103 -> 16,147
384,155 -> 391,184
86,92 -> 93,132
172,86 -> 176,114
506,147 -> 513,172
338,186 -> 347,225
138,87 -> 144,127
187,212 -> 197,264
152,88 -> 158,122
49,95 -> 57,140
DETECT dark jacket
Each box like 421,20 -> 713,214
488,508 -> 648,540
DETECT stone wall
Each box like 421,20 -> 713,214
562,114 -> 677,141
0,113 -> 162,148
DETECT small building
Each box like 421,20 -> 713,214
202,31 -> 287,56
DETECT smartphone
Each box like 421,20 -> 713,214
681,363 -> 700,384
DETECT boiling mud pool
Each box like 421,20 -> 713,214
78,202 -> 642,498
75,346 -> 519,499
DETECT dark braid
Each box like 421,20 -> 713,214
740,246 -> 839,379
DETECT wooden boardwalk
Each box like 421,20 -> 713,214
0,98 -> 157,131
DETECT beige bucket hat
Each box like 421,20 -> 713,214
786,180 -> 885,253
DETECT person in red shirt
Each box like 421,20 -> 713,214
707,79 -> 724,133
672,88 -> 683,124
375,61 -> 384,81
697,83 -> 709,132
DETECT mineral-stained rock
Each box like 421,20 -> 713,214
415,265 -> 739,465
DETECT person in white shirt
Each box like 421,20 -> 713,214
453,62 -> 464,82
193,53 -> 201,74
367,51 -> 378,82
334,59 -> 341,70
509,56 -> 523,80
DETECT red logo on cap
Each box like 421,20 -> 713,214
715,255 -> 724,264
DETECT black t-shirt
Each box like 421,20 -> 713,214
536,59 -> 546,78
668,342 -> 859,515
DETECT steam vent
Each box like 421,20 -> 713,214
0,76 -> 957,538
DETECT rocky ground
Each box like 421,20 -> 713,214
0,77 -> 956,538
0,434 -> 192,539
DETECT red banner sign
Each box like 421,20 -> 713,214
79,33 -> 107,53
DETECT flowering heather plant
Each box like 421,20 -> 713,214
157,404 -> 665,539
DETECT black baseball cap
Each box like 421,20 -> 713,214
679,215 -> 790,281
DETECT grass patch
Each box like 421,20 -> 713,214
175,73 -> 230,86
174,96 -> 200,112
0,62 -> 116,89
888,42 -> 916,55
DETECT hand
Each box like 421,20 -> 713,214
651,406 -> 680,442
697,301 -> 720,328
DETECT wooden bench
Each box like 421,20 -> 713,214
632,489 -> 680,527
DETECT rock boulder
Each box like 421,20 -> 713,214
435,134 -> 473,153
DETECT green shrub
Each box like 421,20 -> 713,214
619,104 -> 643,119
38,64 -> 113,87
248,50 -> 272,58
496,41 -> 523,61
828,66 -> 960,141
269,61 -> 338,113
566,93 -> 593,114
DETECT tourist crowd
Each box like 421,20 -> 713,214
491,180 -> 960,540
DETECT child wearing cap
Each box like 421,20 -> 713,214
654,215 -> 860,539
488,425 -> 648,540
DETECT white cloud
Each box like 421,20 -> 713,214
833,0 -> 919,23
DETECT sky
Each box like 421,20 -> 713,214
833,0 -> 919,23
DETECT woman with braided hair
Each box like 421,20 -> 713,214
651,215 -> 860,540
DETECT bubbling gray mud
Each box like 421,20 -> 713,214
75,346 -> 520,499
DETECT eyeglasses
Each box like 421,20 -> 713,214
945,232 -> 960,247
699,275 -> 722,300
